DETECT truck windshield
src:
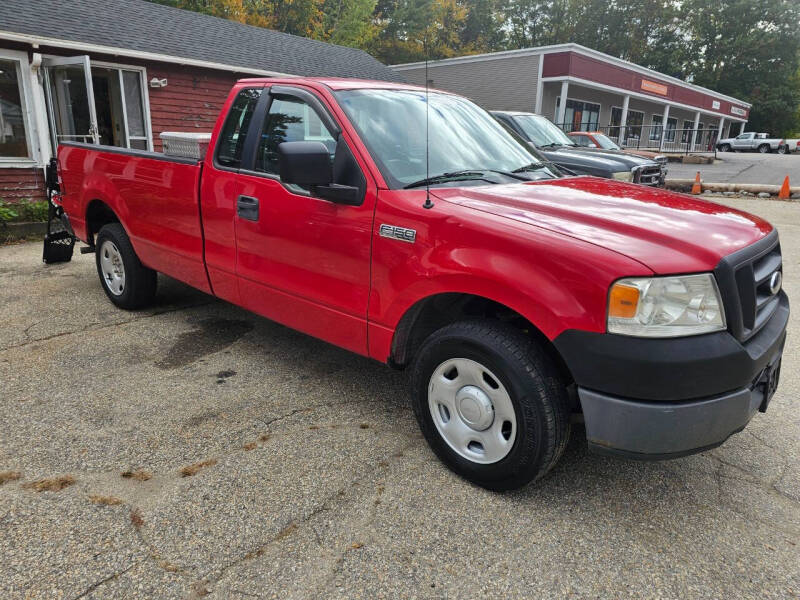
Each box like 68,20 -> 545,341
511,114 -> 576,148
334,89 -> 555,189
590,134 -> 621,150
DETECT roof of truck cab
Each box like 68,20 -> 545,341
238,77 -> 437,92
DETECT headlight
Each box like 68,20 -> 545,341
611,171 -> 633,182
608,274 -> 726,337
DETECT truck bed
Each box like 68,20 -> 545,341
58,142 -> 211,293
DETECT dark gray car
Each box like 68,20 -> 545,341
492,111 -> 666,187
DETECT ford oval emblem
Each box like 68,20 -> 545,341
769,271 -> 782,295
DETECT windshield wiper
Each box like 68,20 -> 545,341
512,162 -> 549,173
537,143 -> 564,149
403,170 -> 491,189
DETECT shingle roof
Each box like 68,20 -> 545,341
0,0 -> 401,81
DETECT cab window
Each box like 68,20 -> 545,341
254,96 -> 336,175
216,88 -> 262,168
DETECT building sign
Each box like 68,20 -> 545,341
731,106 -> 747,117
712,100 -> 721,109
641,79 -> 668,96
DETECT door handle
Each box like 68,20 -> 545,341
237,195 -> 259,221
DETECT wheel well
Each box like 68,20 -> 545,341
389,293 -> 573,384
86,200 -> 120,246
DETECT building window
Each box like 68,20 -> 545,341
665,117 -> 677,142
650,115 -> 663,141
555,97 -> 600,131
610,107 -> 644,143
0,58 -> 31,160
681,120 -> 694,143
43,57 -> 153,151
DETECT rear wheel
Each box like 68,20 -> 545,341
758,144 -> 770,153
411,320 -> 570,491
95,223 -> 157,309
777,145 -> 787,155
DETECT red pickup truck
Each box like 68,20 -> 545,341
52,78 -> 788,490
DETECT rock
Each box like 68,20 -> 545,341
792,193 -> 800,200
703,190 -> 713,195
739,191 -> 752,197
758,192 -> 771,198
723,191 -> 736,196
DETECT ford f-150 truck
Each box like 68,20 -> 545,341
51,78 -> 789,491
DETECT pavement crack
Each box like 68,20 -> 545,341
70,562 -> 136,600
0,301 -> 213,353
203,438 -> 417,595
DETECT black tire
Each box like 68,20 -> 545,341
718,143 -> 731,152
95,223 -> 157,309
411,320 -> 570,491
777,145 -> 787,155
758,144 -> 770,154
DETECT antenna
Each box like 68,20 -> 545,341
422,33 -> 434,210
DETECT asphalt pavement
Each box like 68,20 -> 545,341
1,197 -> 798,599
667,152 -> 799,185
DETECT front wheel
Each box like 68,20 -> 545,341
718,143 -> 731,152
95,223 -> 157,309
411,320 -> 570,491
758,144 -> 770,153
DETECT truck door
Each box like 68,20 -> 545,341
232,86 -> 376,355
732,133 -> 752,150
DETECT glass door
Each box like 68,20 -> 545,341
43,55 -> 99,149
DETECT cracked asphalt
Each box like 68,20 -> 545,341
1,197 -> 799,599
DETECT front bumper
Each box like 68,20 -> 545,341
553,292 -> 788,459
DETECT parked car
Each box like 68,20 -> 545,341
50,78 -> 788,491
567,131 -> 669,172
492,111 -> 665,186
717,132 -> 788,154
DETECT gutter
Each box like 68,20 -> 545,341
0,30 -> 296,78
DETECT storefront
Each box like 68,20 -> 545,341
392,43 -> 751,153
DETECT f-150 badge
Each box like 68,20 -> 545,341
379,224 -> 416,243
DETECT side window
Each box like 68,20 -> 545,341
216,88 -> 262,168
254,96 -> 336,175
573,135 -> 590,147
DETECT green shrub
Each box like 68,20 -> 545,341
19,200 -> 50,222
0,200 -> 19,223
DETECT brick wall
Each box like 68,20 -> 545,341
145,65 -> 240,151
0,167 -> 47,206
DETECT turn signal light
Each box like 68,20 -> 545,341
608,283 -> 640,318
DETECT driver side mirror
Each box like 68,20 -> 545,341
277,141 -> 361,206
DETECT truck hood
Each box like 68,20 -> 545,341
537,145 -> 656,170
433,176 -> 772,273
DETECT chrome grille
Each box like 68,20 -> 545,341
633,165 -> 664,187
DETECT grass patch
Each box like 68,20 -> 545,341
89,494 -> 123,506
130,509 -> 144,529
0,471 -> 22,485
179,459 -> 217,477
121,469 -> 152,481
22,475 -> 75,492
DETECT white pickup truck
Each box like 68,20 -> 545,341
716,132 -> 788,154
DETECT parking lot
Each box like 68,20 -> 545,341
667,152 -> 799,184
1,197 -> 798,599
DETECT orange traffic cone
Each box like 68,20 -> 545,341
778,176 -> 791,199
691,172 -> 702,195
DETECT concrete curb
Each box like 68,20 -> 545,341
666,180 -> 800,197
0,221 -> 46,243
